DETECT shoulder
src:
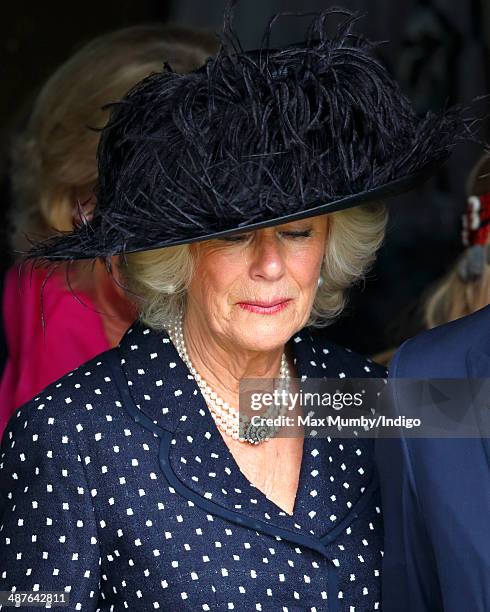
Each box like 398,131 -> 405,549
306,326 -> 388,378
1,348 -> 121,451
391,304 -> 490,378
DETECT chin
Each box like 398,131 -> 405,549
234,319 -> 295,350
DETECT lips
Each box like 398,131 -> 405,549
237,298 -> 292,314
238,298 -> 290,307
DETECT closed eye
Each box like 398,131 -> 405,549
282,230 -> 312,239
218,230 -> 312,242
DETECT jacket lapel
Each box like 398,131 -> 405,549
116,321 -> 381,541
465,331 -> 490,462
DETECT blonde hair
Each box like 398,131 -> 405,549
423,266 -> 490,328
10,24 -> 218,253
121,202 -> 388,330
423,153 -> 490,329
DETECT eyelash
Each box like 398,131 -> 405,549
220,230 -> 312,243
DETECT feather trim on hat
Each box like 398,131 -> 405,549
23,4 -> 484,261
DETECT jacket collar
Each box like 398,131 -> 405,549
116,320 -> 383,540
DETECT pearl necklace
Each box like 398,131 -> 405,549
167,311 -> 291,444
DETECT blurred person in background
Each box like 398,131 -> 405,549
372,152 -> 490,367
0,24 -> 218,439
423,152 -> 490,326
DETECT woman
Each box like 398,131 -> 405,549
0,7 -> 470,611
0,24 -> 218,436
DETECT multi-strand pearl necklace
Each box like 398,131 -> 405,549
167,311 -> 291,444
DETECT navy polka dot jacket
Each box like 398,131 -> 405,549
0,322 -> 387,611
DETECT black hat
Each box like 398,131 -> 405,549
24,7 -> 473,261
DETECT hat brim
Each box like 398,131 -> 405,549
23,156 -> 445,261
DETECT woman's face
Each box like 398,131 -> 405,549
187,214 -> 329,351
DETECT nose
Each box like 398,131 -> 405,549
247,231 -> 286,282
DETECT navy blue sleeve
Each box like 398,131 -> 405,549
376,337 -> 490,612
374,341 -> 443,612
0,400 -> 101,610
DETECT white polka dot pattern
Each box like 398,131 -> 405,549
0,322 -> 387,611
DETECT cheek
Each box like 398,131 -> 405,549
289,245 -> 325,286
191,249 -> 242,303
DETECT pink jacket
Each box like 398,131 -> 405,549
0,265 -> 110,441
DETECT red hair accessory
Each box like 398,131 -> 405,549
462,193 -> 490,247
458,193 -> 490,281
